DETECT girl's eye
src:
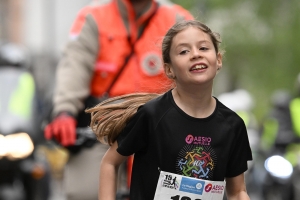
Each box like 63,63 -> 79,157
200,47 -> 209,51
179,50 -> 189,55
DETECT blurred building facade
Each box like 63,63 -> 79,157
0,0 -> 91,109
1,0 -> 91,54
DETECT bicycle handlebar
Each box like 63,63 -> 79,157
75,127 -> 97,146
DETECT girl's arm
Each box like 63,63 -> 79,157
225,173 -> 250,200
99,141 -> 128,200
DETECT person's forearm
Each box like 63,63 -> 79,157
226,191 -> 250,200
98,162 -> 119,200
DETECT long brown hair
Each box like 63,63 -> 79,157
86,93 -> 160,145
86,20 -> 222,146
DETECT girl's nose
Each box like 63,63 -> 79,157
190,48 -> 201,60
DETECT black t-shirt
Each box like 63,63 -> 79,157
117,90 -> 252,200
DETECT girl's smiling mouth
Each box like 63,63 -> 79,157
190,64 -> 207,71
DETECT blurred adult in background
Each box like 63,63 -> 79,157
0,42 -> 41,143
0,42 -> 51,200
289,72 -> 300,200
258,89 -> 294,200
259,78 -> 300,200
44,0 -> 193,199
260,89 -> 294,152
260,73 -> 300,153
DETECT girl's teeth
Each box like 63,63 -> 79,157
195,65 -> 205,69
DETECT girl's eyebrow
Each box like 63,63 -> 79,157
175,43 -> 190,48
175,40 -> 211,48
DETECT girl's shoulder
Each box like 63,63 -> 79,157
142,91 -> 166,105
215,97 -> 245,125
141,91 -> 173,115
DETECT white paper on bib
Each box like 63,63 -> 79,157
154,171 -> 225,200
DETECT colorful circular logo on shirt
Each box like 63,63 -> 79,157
176,145 -> 217,180
141,52 -> 162,76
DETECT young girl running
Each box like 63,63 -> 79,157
86,19 -> 252,200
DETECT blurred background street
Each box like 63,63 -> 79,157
1,0 -> 300,200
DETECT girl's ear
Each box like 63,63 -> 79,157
164,63 -> 175,79
216,53 -> 223,71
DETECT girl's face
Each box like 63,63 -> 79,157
164,26 -> 222,88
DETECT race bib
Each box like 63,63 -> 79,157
154,171 -> 225,200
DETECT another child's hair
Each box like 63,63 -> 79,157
162,20 -> 222,64
86,20 -> 222,146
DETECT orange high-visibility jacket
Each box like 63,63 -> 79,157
53,0 -> 193,116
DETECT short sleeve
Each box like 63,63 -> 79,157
117,106 -> 149,156
226,120 -> 253,177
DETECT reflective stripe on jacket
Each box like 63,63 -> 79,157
290,97 -> 300,137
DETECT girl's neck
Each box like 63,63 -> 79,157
172,87 -> 216,118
